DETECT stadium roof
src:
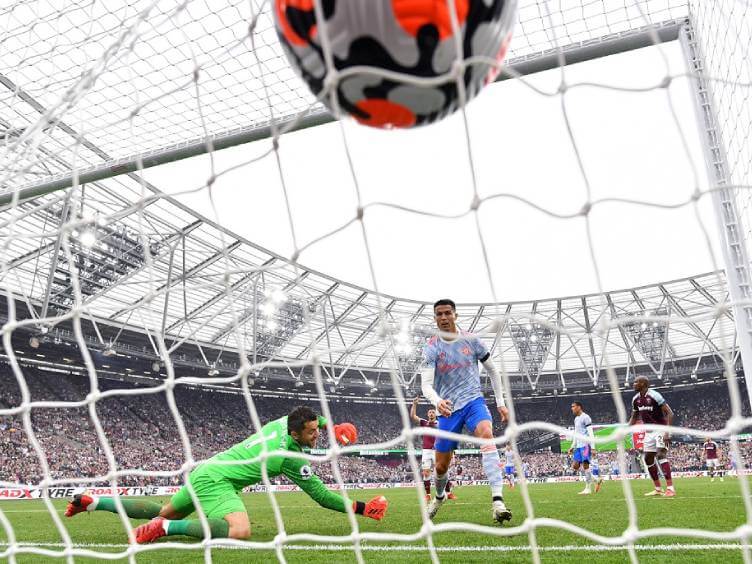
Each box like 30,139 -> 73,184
0,172 -> 735,391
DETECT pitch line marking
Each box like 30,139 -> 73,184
1,542 -> 751,552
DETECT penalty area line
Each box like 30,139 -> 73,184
1,542 -> 751,552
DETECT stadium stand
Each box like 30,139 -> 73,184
1,365 -> 748,485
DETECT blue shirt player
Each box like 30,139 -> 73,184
567,401 -> 597,495
503,447 -> 516,488
421,299 -> 511,525
590,456 -> 604,492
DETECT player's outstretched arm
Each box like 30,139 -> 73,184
280,459 -> 388,520
628,407 -> 640,426
410,397 -> 421,424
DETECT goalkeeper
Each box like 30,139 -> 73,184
65,406 -> 388,543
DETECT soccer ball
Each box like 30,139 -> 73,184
274,0 -> 518,128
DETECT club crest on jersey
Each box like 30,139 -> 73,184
439,352 -> 446,360
461,346 -> 471,356
300,465 -> 312,480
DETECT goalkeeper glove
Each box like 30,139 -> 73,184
333,422 -> 358,445
353,495 -> 388,521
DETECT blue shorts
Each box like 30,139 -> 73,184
591,467 -> 600,476
573,446 -> 591,463
504,465 -> 515,476
434,397 -> 493,453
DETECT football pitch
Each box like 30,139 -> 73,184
0,477 -> 748,563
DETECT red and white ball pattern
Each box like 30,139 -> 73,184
274,0 -> 517,128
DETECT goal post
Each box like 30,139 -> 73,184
679,17 -> 752,413
0,18 -> 687,208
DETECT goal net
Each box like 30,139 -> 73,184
0,0 -> 750,562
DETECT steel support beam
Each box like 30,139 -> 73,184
371,303 -> 425,369
689,277 -> 734,322
467,305 -> 485,333
77,219 -> 203,310
39,191 -> 73,319
210,270 -> 311,344
581,296 -> 599,383
110,238 -> 241,319
606,294 -> 639,369
163,257 -> 277,335
658,284 -> 722,355
335,299 -> 397,366
297,292 -> 368,360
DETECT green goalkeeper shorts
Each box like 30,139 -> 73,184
169,473 -> 246,519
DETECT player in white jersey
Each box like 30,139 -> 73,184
590,456 -> 604,493
567,401 -> 596,495
503,446 -> 516,488
421,299 -> 511,525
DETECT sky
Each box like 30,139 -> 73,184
144,40 -> 721,304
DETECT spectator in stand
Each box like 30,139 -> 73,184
0,365 -> 748,486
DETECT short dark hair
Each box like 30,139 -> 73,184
287,406 -> 317,434
572,401 -> 583,409
433,298 -> 456,312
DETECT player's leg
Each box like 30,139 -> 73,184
433,450 -> 453,499
421,450 -> 433,500
427,449 -> 453,519
428,409 -> 465,519
571,459 -> 581,474
571,453 -> 587,495
134,479 -> 247,543
656,444 -> 674,496
65,493 -> 164,520
642,434 -> 663,496
708,459 -> 715,481
593,467 -> 603,493
505,465 -> 515,488
580,457 -> 593,495
467,399 -> 511,524
445,479 -> 457,500
152,511 -> 249,542
445,455 -> 456,500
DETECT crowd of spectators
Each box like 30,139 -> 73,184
0,366 -> 749,487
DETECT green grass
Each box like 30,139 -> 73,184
0,477 -> 749,563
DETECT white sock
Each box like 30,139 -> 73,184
480,445 -> 504,499
434,472 -> 448,499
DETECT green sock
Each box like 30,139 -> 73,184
166,519 -> 229,539
95,497 -> 162,520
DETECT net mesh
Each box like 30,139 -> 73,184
0,0 -> 751,562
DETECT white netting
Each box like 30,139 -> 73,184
0,0 -> 751,563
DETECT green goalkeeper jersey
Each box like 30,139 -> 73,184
191,415 -> 347,513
